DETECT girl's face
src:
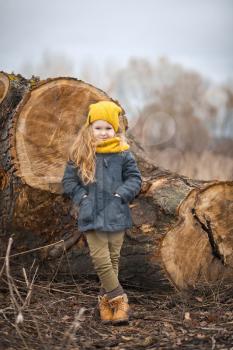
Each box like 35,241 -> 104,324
92,120 -> 115,141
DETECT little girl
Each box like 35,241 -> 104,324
62,101 -> 142,325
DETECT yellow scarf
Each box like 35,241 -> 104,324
96,136 -> 130,153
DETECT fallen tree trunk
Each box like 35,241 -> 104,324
0,72 -> 232,291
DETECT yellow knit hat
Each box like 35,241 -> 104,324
85,101 -> 122,132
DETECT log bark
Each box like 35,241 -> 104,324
0,72 -> 232,291
0,72 -> 31,234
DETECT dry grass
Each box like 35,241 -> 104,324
145,149 -> 233,181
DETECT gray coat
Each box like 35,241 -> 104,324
62,150 -> 142,233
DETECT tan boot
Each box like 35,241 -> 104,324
109,293 -> 130,325
98,295 -> 113,324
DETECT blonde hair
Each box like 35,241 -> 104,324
69,121 -> 128,185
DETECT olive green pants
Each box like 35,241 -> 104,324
85,230 -> 125,293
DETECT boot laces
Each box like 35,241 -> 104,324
111,298 -> 128,312
99,296 -> 112,311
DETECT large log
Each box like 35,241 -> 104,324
0,72 -> 232,291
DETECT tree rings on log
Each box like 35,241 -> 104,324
10,78 -> 127,193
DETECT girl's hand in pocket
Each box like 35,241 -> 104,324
70,195 -> 88,219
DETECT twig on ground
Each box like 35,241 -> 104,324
60,307 -> 86,349
0,239 -> 64,260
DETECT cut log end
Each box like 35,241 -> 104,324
12,78 -> 127,193
161,182 -> 233,290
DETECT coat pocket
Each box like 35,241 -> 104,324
107,195 -> 125,224
78,197 -> 93,225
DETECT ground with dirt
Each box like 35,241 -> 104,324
1,267 -> 233,350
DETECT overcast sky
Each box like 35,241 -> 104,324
0,0 -> 233,83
